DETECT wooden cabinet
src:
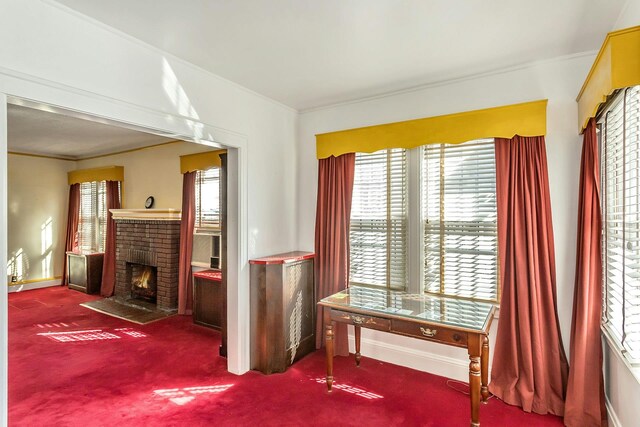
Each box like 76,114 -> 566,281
192,270 -> 222,330
67,252 -> 104,294
250,252 -> 315,374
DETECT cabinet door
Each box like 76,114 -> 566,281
193,277 -> 221,329
68,255 -> 87,287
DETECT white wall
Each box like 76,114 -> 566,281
0,0 -> 298,405
76,141 -> 211,209
614,1 -> 640,30
297,54 -> 594,380
7,154 -> 75,283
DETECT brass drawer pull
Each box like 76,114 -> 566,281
420,327 -> 437,337
351,315 -> 365,325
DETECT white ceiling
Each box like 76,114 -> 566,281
8,105 -> 175,160
53,0 -> 628,110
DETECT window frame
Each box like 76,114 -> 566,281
194,167 -> 221,232
599,85 -> 640,366
421,139 -> 499,303
348,140 -> 499,303
349,148 -> 409,291
77,180 -> 108,254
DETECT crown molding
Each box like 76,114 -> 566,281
300,51 -> 597,115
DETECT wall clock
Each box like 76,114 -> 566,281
145,196 -> 155,209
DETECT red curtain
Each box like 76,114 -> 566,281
564,119 -> 608,426
489,135 -> 569,416
100,181 -> 121,297
62,184 -> 80,286
178,171 -> 196,315
314,153 -> 355,357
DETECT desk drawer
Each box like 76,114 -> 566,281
390,320 -> 467,347
331,310 -> 390,331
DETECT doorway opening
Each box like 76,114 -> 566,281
4,98 -> 234,357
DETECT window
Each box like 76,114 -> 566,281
422,139 -> 498,301
349,140 -> 498,302
78,181 -> 108,253
195,167 -> 221,230
350,149 -> 408,289
600,85 -> 640,363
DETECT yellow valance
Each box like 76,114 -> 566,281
577,26 -> 640,133
315,100 -> 547,159
180,150 -> 226,174
68,166 -> 124,185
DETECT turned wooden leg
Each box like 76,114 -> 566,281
325,322 -> 334,392
468,335 -> 482,427
469,355 -> 481,426
481,335 -> 490,403
355,325 -> 361,367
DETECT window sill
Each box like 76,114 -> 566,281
601,325 -> 640,386
194,228 -> 220,235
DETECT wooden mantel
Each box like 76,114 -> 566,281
109,209 -> 181,221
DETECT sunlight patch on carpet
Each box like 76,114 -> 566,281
37,327 -> 148,342
38,329 -> 121,342
312,378 -> 384,400
34,322 -> 76,329
115,328 -> 148,338
154,385 -> 234,406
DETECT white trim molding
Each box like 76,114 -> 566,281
1,92 -> 8,427
0,62 -> 251,379
606,395 -> 623,427
8,279 -> 62,293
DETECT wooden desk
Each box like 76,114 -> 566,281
318,287 -> 496,427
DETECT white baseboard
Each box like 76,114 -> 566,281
348,334 -> 472,382
605,395 -> 622,427
8,278 -> 62,293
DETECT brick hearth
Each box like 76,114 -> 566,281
114,219 -> 180,310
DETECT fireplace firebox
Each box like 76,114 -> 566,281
129,263 -> 157,303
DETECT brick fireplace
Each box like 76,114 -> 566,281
112,209 -> 181,311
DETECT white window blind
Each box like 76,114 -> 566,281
350,149 -> 408,289
195,167 -> 221,230
422,139 -> 499,302
78,181 -> 108,253
601,85 -> 640,363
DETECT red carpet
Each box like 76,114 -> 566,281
9,287 -> 563,426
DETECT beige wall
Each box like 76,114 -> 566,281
8,154 -> 75,282
7,141 -> 211,284
76,141 -> 210,209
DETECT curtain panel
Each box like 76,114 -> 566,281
489,135 -> 569,416
62,183 -> 80,286
564,119 -> 608,426
100,181 -> 121,297
314,153 -> 356,357
178,171 -> 196,315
